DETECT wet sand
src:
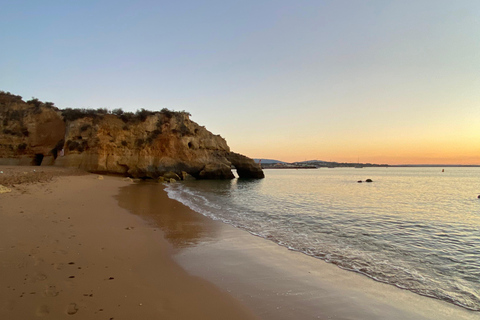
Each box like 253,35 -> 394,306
2,166 -> 478,319
0,167 -> 257,319
118,182 -> 479,320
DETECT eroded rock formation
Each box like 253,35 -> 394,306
0,91 -> 264,180
0,93 -> 65,166
227,152 -> 265,179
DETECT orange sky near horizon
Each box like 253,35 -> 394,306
229,119 -> 480,165
239,145 -> 480,166
2,1 -> 479,166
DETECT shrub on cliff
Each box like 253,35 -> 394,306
2,127 -> 28,137
17,143 -> 27,153
0,91 -> 23,105
135,108 -> 156,122
26,98 -> 56,114
62,108 -> 99,121
161,108 -> 174,119
26,98 -> 42,108
119,112 -> 135,123
112,108 -> 124,116
65,139 -> 87,152
55,101 -> 191,126
6,109 -> 24,121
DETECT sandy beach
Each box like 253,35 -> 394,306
1,166 -> 479,320
0,166 -> 257,319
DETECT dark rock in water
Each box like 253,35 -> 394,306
199,163 -> 235,179
365,179 -> 373,183
357,180 -> 362,183
163,171 -> 181,180
227,152 -> 265,179
181,171 -> 196,181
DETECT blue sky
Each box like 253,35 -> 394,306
1,1 -> 479,164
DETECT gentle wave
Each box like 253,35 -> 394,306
164,168 -> 480,311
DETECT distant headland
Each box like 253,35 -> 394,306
255,159 -> 480,169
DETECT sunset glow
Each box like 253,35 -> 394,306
1,1 -> 479,165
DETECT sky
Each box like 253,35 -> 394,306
1,0 -> 479,165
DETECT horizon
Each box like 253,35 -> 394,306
1,1 -> 479,165
254,157 -> 480,166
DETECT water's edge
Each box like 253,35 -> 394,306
164,168 -> 480,312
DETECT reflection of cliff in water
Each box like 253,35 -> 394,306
116,182 -> 220,249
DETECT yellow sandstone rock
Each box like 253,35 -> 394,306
0,185 -> 12,193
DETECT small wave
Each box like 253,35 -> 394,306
163,180 -> 480,312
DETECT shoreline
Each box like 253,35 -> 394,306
0,166 -> 257,319
1,166 -> 478,319
118,181 -> 478,320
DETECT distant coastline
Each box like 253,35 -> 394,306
262,166 -> 317,169
389,164 -> 480,167
255,159 -> 480,169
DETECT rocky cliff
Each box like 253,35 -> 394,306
0,91 -> 264,180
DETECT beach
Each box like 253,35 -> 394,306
0,166 -> 257,319
1,166 -> 478,320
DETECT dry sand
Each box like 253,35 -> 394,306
0,165 -> 85,187
0,166 -> 257,319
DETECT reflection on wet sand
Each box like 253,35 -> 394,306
116,182 -> 220,249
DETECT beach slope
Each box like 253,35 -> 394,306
0,166 -> 257,319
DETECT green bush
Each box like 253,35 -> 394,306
135,108 -> 155,122
112,108 -> 124,116
0,91 -> 23,104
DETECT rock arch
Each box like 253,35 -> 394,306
227,152 -> 264,179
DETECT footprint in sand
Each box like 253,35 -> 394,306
33,256 -> 45,266
66,303 -> 78,315
5,300 -> 15,311
57,249 -> 68,255
53,262 -> 66,270
44,285 -> 59,297
28,272 -> 47,283
36,305 -> 50,316
64,279 -> 75,288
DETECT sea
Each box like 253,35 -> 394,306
164,167 -> 480,311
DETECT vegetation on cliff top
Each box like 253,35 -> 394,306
0,91 -> 190,123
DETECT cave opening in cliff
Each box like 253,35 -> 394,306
32,154 -> 44,166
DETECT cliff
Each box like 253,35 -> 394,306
0,91 -> 264,180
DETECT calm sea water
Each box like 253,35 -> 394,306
164,167 -> 480,311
